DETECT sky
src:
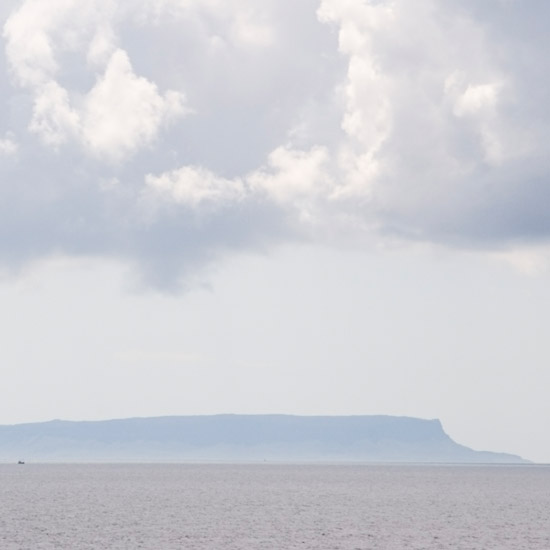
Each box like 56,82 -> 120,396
1,0 -> 550,462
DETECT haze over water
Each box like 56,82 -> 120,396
2,0 -> 550,465
2,463 -> 549,549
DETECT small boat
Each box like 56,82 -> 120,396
17,460 -> 25,465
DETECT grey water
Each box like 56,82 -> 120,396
1,463 -> 549,549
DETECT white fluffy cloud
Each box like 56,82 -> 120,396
146,145 -> 332,211
145,166 -> 245,208
249,146 -> 332,203
82,49 -> 186,161
28,80 -> 79,146
315,0 -> 550,243
319,0 -> 508,187
3,0 -> 186,161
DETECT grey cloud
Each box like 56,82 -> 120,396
119,0 -> 343,175
2,0 -> 550,289
0,0 -> 338,288
324,0 -> 550,249
0,140 -> 291,289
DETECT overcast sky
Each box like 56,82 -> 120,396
1,0 -> 550,462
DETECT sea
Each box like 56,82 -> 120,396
1,463 -> 548,549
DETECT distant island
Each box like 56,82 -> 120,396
0,414 -> 528,463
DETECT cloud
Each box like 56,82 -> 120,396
28,80 -> 80,146
145,166 -> 245,208
3,0 -> 186,161
145,145 -> 333,219
317,0 -> 550,245
1,0 -> 550,288
82,49 -> 186,162
249,146 -> 333,204
3,0 -> 112,87
0,132 -> 18,155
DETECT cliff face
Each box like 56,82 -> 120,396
0,415 -> 527,463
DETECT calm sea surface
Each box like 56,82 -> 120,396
1,463 -> 548,549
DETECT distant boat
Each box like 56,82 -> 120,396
17,460 -> 25,465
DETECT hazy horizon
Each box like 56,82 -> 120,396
0,414 -> 530,464
1,1 -> 550,463
0,410 -> 533,463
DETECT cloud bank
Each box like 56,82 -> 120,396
2,0 -> 550,287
